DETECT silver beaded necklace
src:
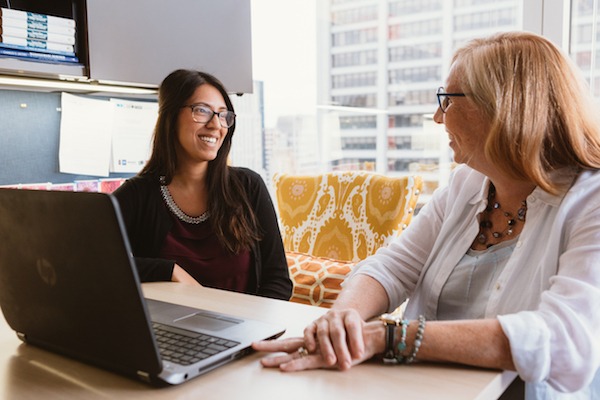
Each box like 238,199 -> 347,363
159,176 -> 209,224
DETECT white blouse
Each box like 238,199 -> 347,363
349,165 -> 600,398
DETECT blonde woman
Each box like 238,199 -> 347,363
254,32 -> 600,398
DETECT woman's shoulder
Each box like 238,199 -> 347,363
124,174 -> 159,187
573,168 -> 600,186
228,167 -> 269,202
114,174 -> 159,197
565,168 -> 600,206
228,167 -> 265,185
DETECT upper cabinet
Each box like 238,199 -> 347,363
0,0 -> 253,93
0,0 -> 86,79
85,0 -> 253,93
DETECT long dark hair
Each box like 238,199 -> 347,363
140,69 -> 261,254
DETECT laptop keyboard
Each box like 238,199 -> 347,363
152,322 -> 240,366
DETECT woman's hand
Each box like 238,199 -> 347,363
252,309 -> 386,371
304,308 -> 367,370
252,337 -> 337,371
171,264 -> 201,286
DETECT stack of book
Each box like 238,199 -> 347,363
0,7 -> 79,64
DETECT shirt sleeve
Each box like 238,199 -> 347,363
244,169 -> 293,300
113,177 -> 176,282
499,191 -> 600,392
347,174 -> 450,311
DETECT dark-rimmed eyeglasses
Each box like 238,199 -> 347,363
436,87 -> 466,113
182,103 -> 236,128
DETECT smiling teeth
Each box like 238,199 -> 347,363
200,136 -> 217,143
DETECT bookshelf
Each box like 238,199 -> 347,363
0,0 -> 87,80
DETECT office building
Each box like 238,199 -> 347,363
317,0 -> 520,193
230,80 -> 267,178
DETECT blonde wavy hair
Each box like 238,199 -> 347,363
453,31 -> 600,194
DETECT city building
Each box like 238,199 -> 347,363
317,0 -> 521,195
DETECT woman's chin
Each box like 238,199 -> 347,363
449,144 -> 462,163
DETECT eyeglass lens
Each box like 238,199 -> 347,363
437,87 -> 449,112
436,87 -> 465,113
191,105 -> 235,128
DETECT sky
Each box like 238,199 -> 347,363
250,0 -> 318,128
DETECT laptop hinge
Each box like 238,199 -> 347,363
136,370 -> 151,383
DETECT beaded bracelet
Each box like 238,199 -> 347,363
396,315 -> 426,364
397,319 -> 408,353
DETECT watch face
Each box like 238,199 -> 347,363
380,313 -> 401,325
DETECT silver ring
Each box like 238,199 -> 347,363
297,346 -> 309,358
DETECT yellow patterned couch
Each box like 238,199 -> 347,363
273,172 -> 422,307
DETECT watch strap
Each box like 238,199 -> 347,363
380,313 -> 403,364
382,322 -> 398,364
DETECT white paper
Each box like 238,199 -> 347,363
109,98 -> 158,173
59,93 -> 113,177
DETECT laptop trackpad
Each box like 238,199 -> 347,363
146,298 -> 242,332
174,312 -> 241,332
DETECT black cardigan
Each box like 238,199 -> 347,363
113,167 -> 292,301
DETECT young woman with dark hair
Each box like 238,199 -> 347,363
114,69 -> 292,300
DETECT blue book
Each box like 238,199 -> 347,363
0,46 -> 80,64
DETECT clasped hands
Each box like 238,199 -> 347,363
251,309 -> 385,371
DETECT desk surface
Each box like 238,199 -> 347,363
0,282 -> 517,399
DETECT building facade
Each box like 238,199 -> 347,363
317,0 -> 520,193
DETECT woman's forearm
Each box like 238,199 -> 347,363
412,318 -> 515,370
333,274 -> 390,319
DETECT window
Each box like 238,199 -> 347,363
332,50 -> 378,67
247,1 -> 589,202
571,0 -> 600,97
389,0 -> 443,17
389,43 -> 442,62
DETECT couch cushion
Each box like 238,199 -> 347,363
286,251 -> 355,308
274,172 -> 422,262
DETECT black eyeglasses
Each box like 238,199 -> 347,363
182,103 -> 236,128
436,87 -> 466,113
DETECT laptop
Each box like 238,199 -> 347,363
0,188 -> 285,385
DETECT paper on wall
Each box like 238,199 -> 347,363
58,94 -> 158,176
59,93 -> 113,176
109,98 -> 158,173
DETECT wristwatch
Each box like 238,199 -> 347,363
380,312 -> 403,364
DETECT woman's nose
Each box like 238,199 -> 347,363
205,112 -> 222,128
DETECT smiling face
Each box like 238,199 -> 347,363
175,83 -> 229,166
434,62 -> 491,172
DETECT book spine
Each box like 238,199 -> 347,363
0,26 -> 75,45
0,40 -> 75,56
1,17 -> 76,36
0,47 -> 79,63
0,36 -> 74,52
0,8 -> 75,28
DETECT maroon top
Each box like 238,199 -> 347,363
159,215 -> 251,293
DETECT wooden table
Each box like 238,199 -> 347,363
0,282 -> 517,399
